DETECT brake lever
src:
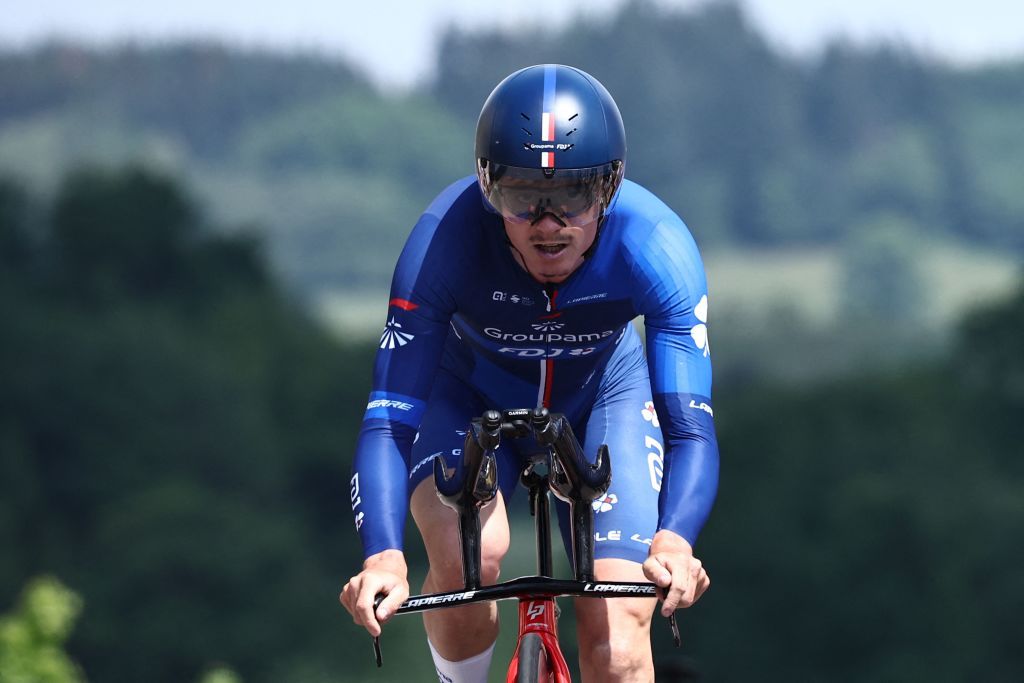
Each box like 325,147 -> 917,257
372,594 -> 384,667
669,613 -> 681,647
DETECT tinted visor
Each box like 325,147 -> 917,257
478,161 -> 624,225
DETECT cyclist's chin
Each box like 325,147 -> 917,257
528,253 -> 582,283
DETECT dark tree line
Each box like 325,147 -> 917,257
0,42 -> 370,158
0,168 -> 380,681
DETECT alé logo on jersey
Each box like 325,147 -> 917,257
492,290 -> 535,306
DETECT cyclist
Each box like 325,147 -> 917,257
341,64 -> 718,683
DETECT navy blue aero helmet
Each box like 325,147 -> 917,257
475,64 -> 627,226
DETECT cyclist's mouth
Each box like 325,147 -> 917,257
534,242 -> 569,256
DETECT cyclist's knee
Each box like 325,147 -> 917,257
427,533 -> 509,589
412,480 -> 510,589
575,558 -> 656,676
576,595 -> 653,641
576,598 -> 654,677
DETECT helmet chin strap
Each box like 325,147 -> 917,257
582,207 -> 609,260
504,229 -> 545,284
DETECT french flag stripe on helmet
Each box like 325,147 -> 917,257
541,65 -> 557,166
541,112 -> 554,141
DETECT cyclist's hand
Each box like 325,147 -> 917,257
340,549 -> 409,637
642,530 -> 710,617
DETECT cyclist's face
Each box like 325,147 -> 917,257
503,211 -> 599,284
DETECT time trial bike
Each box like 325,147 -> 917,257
370,407 -> 679,682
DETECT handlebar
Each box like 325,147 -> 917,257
371,577 -> 680,668
370,407 -> 680,669
432,408 -> 612,583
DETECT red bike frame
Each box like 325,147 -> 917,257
506,597 -> 571,683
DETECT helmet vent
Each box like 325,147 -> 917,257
520,112 -> 531,120
565,128 -> 578,136
521,127 -> 532,136
568,113 -> 579,121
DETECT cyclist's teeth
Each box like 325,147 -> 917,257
537,244 -> 566,254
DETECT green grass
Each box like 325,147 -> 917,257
704,243 -> 1021,327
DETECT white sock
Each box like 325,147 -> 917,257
427,638 -> 495,683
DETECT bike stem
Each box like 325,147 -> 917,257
532,412 -> 611,583
525,465 -> 554,578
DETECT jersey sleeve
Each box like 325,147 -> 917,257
350,188 -> 464,558
625,214 -> 719,546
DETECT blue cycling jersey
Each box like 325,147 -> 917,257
350,176 -> 719,558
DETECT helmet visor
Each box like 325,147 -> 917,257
477,161 -> 624,225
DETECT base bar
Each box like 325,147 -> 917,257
396,576 -> 657,615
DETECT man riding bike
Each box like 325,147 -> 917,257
340,64 -> 718,683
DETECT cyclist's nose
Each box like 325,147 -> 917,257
530,211 -> 567,230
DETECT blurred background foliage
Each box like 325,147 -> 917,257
0,577 -> 85,683
0,0 -> 1022,681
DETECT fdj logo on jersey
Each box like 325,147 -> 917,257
641,401 -> 660,428
498,346 -> 597,358
691,294 -> 711,358
592,492 -> 618,513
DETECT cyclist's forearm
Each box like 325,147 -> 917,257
653,393 -> 719,546
656,434 -> 718,545
350,419 -> 415,558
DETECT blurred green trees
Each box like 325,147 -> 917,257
0,167 -> 379,682
1,164 -> 1022,681
0,577 -> 85,683
676,282 -> 1024,681
840,214 -> 925,326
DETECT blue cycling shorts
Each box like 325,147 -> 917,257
406,333 -> 663,565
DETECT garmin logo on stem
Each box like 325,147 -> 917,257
405,591 -> 478,607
